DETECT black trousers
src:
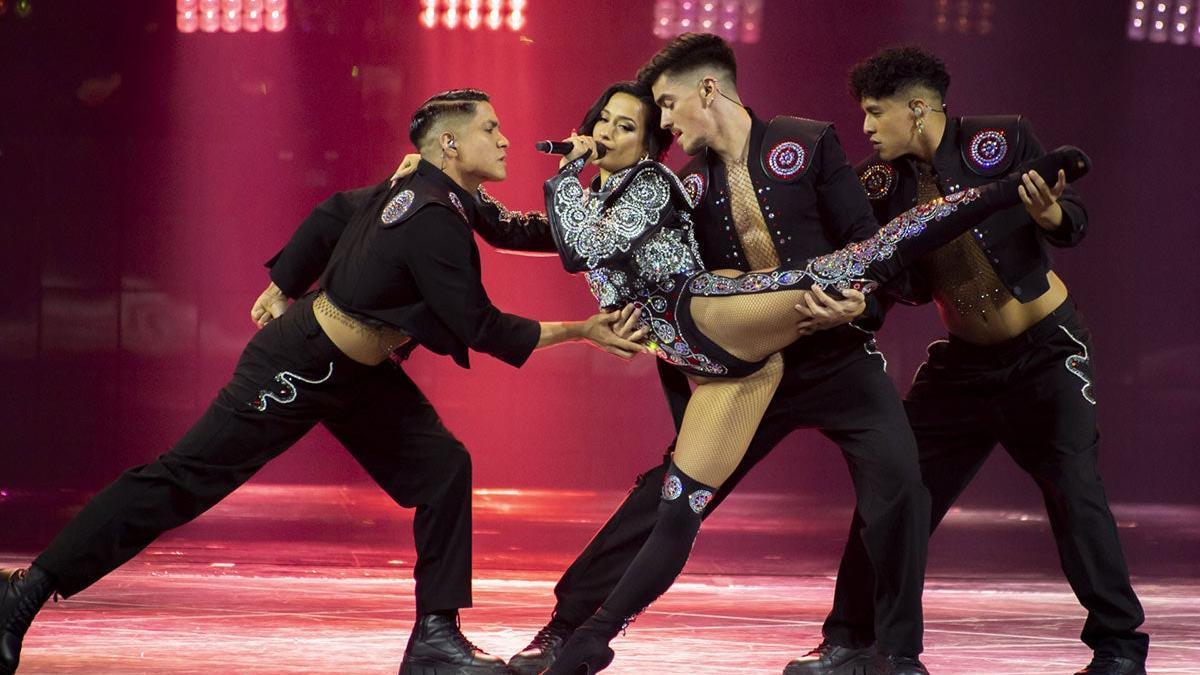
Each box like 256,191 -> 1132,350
552,346 -> 931,657
35,294 -> 474,615
823,299 -> 1148,661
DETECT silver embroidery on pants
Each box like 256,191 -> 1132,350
250,362 -> 335,411
1058,326 -> 1096,405
864,338 -> 888,372
910,339 -> 949,388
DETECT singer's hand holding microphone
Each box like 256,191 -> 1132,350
534,134 -> 606,167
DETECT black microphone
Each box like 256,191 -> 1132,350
534,140 -> 606,159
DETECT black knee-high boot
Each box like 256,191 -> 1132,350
546,464 -> 716,674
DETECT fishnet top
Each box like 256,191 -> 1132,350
916,164 -> 1012,318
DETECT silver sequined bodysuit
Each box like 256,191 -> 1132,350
544,156 -> 986,377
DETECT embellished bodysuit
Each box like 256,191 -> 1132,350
544,155 -> 988,378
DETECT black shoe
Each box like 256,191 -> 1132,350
541,609 -> 623,675
508,616 -> 573,675
398,613 -> 512,675
783,641 -> 874,675
1074,654 -> 1146,675
873,654 -> 929,675
1,566 -> 55,675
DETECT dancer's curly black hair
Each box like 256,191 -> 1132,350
848,46 -> 950,102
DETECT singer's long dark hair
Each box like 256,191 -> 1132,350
578,81 -> 674,163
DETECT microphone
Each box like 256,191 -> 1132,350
534,140 -> 607,159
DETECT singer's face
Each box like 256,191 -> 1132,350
591,93 -> 650,172
455,102 -> 511,182
651,73 -> 710,156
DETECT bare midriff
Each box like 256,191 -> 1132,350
312,292 -> 410,366
915,163 -> 1068,345
934,269 -> 1068,345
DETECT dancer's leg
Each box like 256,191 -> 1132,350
690,147 -> 1092,363
546,354 -> 783,674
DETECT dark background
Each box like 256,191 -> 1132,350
1,0 -> 1196,511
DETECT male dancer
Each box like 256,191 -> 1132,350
0,89 -> 645,675
508,33 -> 932,675
788,47 -> 1147,675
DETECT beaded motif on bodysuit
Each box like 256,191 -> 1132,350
915,164 -> 1012,319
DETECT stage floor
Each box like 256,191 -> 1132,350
2,484 -> 1197,674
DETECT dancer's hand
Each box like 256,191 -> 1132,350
582,308 -> 649,359
1019,168 -> 1066,230
390,153 -> 423,185
611,303 -> 649,341
560,134 -> 599,168
250,282 -> 289,328
793,286 -> 865,336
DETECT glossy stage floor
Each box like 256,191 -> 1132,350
2,484 -> 1196,674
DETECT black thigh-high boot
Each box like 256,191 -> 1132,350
815,146 -> 1092,291
685,147 -> 1091,306
545,464 -> 716,674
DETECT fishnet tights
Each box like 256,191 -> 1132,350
674,352 -> 783,487
675,287 -> 804,486
688,277 -> 812,363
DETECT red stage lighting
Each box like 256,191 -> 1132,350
1128,0 -> 1200,46
1150,0 -> 1171,41
465,0 -> 483,29
1172,0 -> 1193,44
243,8 -> 262,31
739,0 -> 761,43
199,8 -> 219,32
179,0 -> 284,33
177,8 -> 199,33
652,0 -> 762,43
418,0 -> 528,32
653,0 -> 675,39
1129,0 -> 1150,39
420,0 -> 438,29
264,7 -> 286,31
443,0 -> 460,28
486,0 -> 504,29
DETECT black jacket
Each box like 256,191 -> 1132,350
857,115 -> 1088,305
676,111 -> 887,360
266,161 -> 541,369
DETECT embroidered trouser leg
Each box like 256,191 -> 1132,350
824,300 -> 1145,660
35,296 -> 474,612
993,305 -> 1147,661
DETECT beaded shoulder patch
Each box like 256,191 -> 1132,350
860,162 -> 897,200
